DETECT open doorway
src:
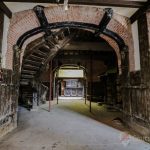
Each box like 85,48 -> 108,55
54,65 -> 85,100
19,28 -> 121,110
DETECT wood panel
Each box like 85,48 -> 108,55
0,69 -> 17,138
0,11 -> 4,66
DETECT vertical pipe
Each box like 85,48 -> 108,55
53,72 -> 56,99
85,78 -> 87,104
49,60 -> 52,112
104,75 -> 107,104
89,51 -> 93,112
84,60 -> 87,104
57,79 -> 59,104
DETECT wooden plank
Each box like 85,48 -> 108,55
35,50 -> 47,57
23,64 -> 39,70
21,74 -> 34,78
24,59 -> 42,65
21,70 -> 36,74
0,2 -> 12,18
130,1 -> 150,24
3,0 -> 146,8
30,54 -> 45,60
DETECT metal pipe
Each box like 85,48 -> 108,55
49,60 -> 52,112
84,78 -> 87,104
89,51 -> 93,112
56,79 -> 59,104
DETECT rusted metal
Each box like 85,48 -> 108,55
103,29 -> 127,50
57,81 -> 59,104
16,22 -> 126,52
89,51 -> 93,112
33,5 -> 52,36
49,60 -> 52,112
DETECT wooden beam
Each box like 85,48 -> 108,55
0,2 -> 12,18
3,0 -> 146,8
130,1 -> 150,24
0,11 -> 4,64
63,42 -> 113,51
23,64 -> 39,70
21,70 -> 37,74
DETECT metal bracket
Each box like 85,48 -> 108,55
33,5 -> 52,36
95,8 -> 113,36
103,29 -> 128,51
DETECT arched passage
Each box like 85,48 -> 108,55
6,5 -> 134,71
0,2 -> 150,145
4,4 -> 131,139
18,27 -> 120,113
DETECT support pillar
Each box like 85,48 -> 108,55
122,12 -> 150,137
84,78 -> 87,104
12,45 -> 22,128
57,81 -> 59,104
49,60 -> 52,112
89,52 -> 93,112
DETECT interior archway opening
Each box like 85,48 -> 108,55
19,28 -> 123,126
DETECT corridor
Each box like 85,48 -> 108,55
0,1 -> 150,149
0,100 -> 149,150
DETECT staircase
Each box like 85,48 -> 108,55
20,28 -> 73,105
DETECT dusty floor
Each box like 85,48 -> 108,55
0,100 -> 150,150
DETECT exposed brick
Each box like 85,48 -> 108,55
6,5 -> 134,72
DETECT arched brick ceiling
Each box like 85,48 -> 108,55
6,5 -> 134,71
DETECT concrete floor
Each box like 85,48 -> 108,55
0,100 -> 150,150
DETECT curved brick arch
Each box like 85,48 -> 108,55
19,28 -> 122,75
100,34 -> 121,74
6,5 -> 134,71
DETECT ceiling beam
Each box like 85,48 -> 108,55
0,2 -> 12,18
3,0 -> 146,8
130,1 -> 150,24
63,41 -> 113,51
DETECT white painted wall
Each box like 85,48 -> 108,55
131,21 -> 141,71
1,15 -> 10,68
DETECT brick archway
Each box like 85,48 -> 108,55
6,5 -> 134,71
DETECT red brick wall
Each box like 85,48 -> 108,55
100,34 -> 121,74
6,5 -> 134,71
